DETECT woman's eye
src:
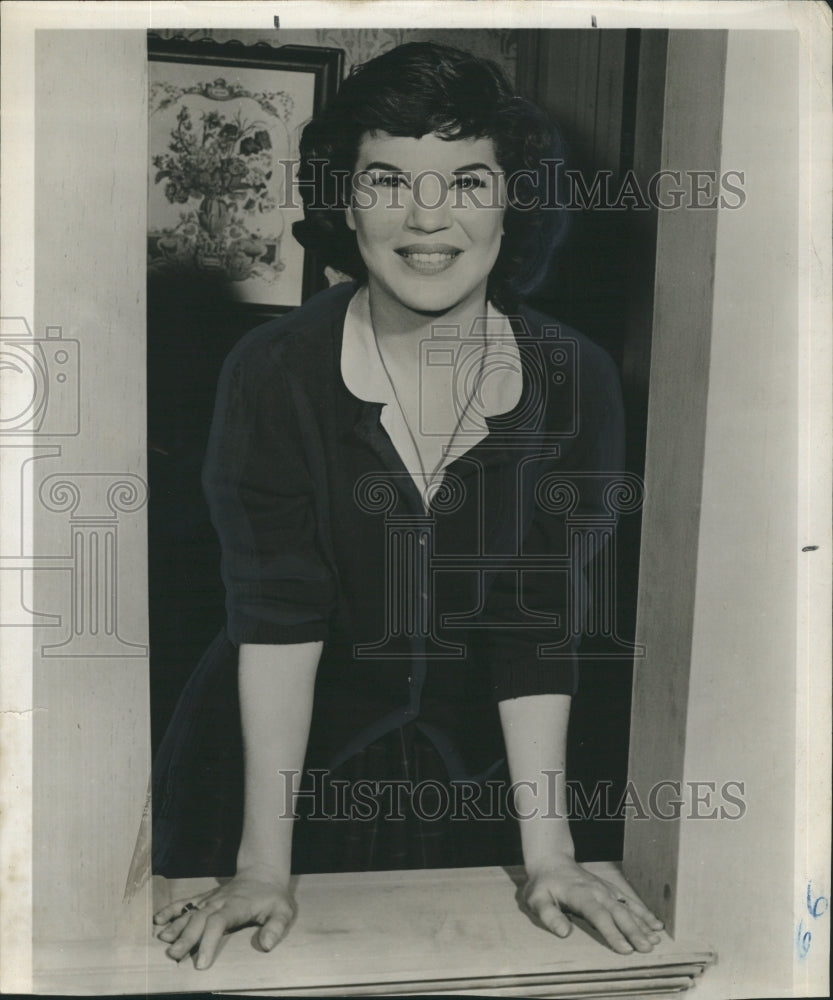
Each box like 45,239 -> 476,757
369,172 -> 409,188
454,174 -> 486,190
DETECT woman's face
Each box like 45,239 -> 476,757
346,131 -> 507,316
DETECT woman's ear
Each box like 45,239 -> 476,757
345,205 -> 356,232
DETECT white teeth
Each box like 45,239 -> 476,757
402,252 -> 456,262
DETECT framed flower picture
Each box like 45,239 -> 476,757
147,35 -> 344,313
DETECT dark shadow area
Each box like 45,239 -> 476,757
147,272 -> 250,754
524,28 -> 655,863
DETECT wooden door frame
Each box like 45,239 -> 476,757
2,19 -> 826,999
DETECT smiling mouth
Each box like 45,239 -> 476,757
395,245 -> 462,275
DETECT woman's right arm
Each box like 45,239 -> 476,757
237,640 -> 322,879
154,333 -> 335,967
154,640 -> 322,969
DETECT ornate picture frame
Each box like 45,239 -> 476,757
147,35 -> 343,314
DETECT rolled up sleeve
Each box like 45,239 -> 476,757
480,341 -> 625,702
202,342 -> 336,646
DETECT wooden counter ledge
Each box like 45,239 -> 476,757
35,863 -> 714,996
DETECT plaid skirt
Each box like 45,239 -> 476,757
293,722 -> 522,874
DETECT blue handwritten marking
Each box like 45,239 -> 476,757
796,882 -> 829,959
806,882 -> 829,920
796,919 -> 812,959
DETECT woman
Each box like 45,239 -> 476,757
152,41 -> 663,969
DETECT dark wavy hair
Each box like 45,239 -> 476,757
292,41 -> 569,311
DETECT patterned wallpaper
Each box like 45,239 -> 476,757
149,27 -> 518,82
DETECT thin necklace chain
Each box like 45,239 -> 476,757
372,328 -> 487,505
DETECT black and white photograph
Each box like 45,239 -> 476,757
0,2 -> 830,998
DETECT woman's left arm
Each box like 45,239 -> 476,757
498,694 -> 664,954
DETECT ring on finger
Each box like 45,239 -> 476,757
179,902 -> 198,917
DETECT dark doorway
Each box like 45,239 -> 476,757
518,29 -> 665,860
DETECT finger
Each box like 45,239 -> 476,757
610,906 -> 655,952
602,878 -> 664,930
584,903 -> 634,955
154,900 -> 193,924
258,905 -> 294,951
157,911 -> 191,943
154,892 -> 213,924
166,911 -> 208,962
619,905 -> 662,944
618,895 -> 664,931
195,912 -> 230,970
610,902 -> 659,952
156,902 -> 213,942
610,899 -> 654,932
533,899 -> 572,938
523,883 -> 572,938
192,896 -> 226,918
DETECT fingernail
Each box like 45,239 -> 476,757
261,933 -> 277,949
196,955 -> 207,969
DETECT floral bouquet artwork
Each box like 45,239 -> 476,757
148,75 -> 295,295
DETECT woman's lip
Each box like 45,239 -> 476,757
395,244 -> 462,256
395,245 -> 462,275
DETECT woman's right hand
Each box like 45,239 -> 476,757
153,865 -> 296,969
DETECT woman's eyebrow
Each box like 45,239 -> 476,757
452,162 -> 500,173
358,161 -> 499,174
359,161 -> 407,173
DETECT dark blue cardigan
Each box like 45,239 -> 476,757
152,282 -> 624,875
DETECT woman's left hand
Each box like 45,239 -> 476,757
522,856 -> 664,955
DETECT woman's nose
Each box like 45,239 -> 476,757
406,171 -> 452,231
